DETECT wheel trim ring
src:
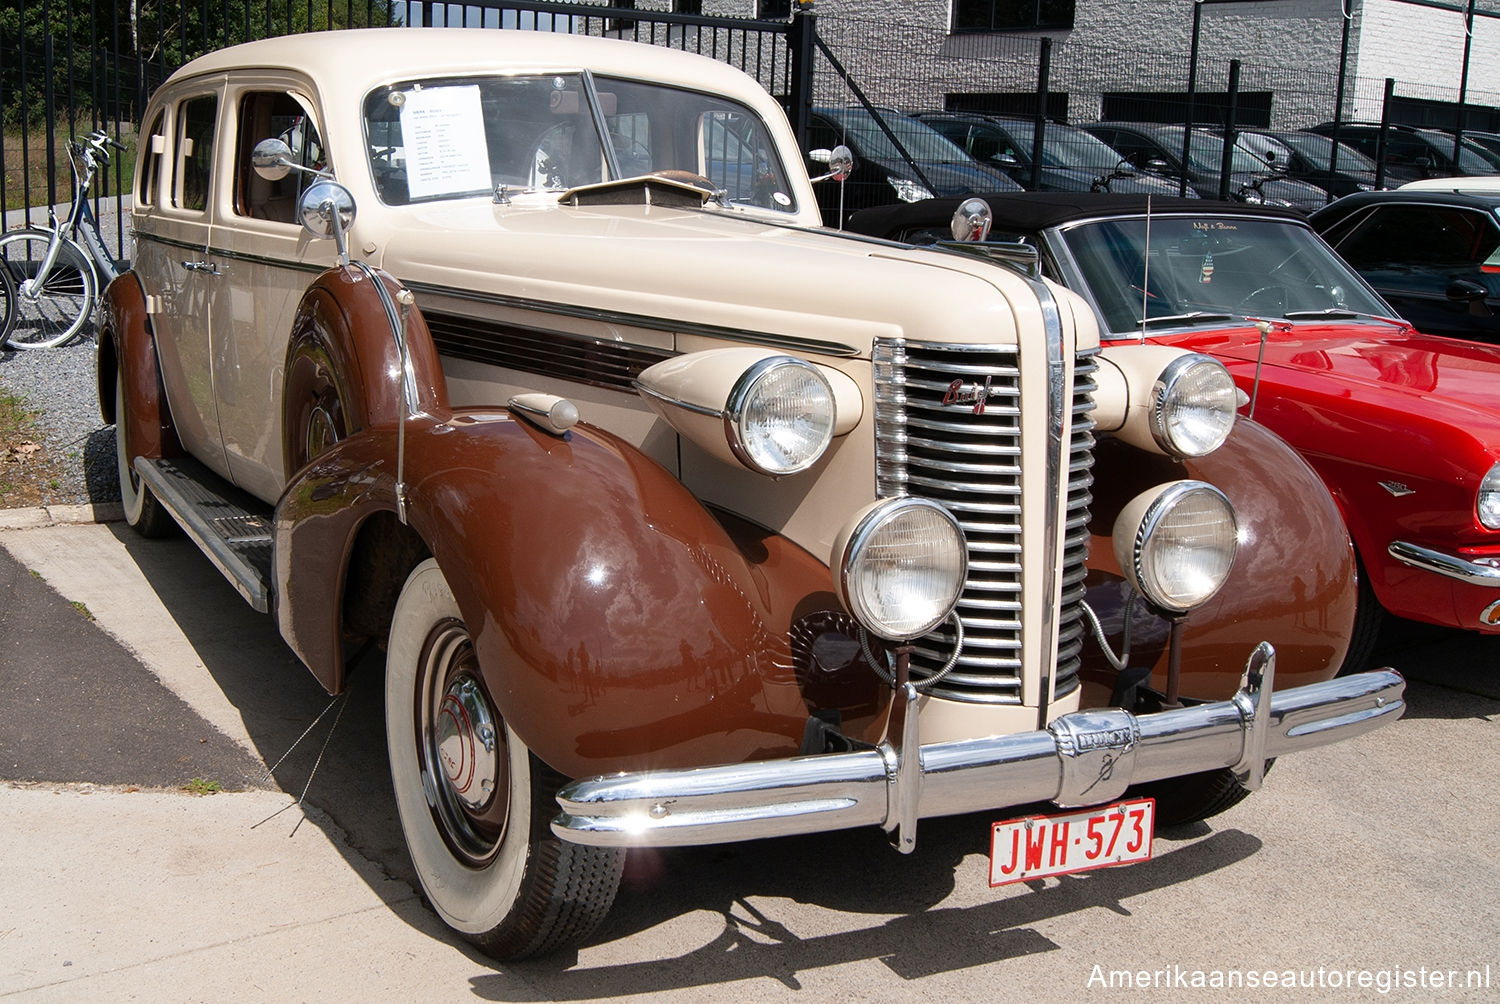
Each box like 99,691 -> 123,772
415,619 -> 510,866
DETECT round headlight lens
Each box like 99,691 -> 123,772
1152,355 -> 1238,458
836,498 -> 968,641
1480,463 -> 1500,530
1114,481 -> 1238,614
727,358 -> 836,476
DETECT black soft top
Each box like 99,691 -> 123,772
845,191 -> 1306,239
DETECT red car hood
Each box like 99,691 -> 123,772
1169,321 -> 1500,428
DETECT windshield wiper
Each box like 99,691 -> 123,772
1283,309 -> 1410,328
1137,311 -> 1235,328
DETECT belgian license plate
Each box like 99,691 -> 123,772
989,797 -> 1154,887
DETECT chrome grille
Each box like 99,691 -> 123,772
873,339 -> 1096,704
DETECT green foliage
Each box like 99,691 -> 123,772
1,0 -> 403,132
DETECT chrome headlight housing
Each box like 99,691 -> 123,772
1151,355 -> 1238,458
834,498 -> 968,641
1480,463 -> 1500,530
727,358 -> 836,475
1114,481 -> 1238,614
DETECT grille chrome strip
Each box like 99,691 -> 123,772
874,336 -> 1096,707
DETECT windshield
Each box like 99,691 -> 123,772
1056,215 -> 1393,335
362,73 -> 796,212
1270,131 -> 1378,173
992,121 -> 1128,170
821,108 -> 974,163
1177,130 -> 1267,174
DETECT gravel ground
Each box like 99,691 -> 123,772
0,205 -> 131,509
0,335 -> 120,507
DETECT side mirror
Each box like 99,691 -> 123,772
1448,278 -> 1493,316
950,197 -> 993,242
1145,158 -> 1171,173
297,180 -> 358,264
252,137 -> 295,181
810,144 -> 856,183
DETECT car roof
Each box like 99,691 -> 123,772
1397,176 -> 1500,194
847,191 -> 1303,237
162,26 -> 770,100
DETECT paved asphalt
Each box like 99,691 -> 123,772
2,509 -> 1498,1001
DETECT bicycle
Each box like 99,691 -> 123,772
0,263 -> 15,347
0,130 -> 128,350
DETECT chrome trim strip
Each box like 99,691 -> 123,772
552,658 -> 1405,850
633,381 -> 721,418
349,261 -> 422,417
403,280 -> 860,357
134,231 -> 328,274
1388,540 -> 1500,586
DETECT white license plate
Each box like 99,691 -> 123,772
989,797 -> 1155,886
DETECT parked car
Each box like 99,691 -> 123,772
104,29 -> 1403,960
1303,122 -> 1500,184
913,111 -> 1189,196
1462,129 -> 1500,163
848,192 -> 1500,662
1309,187 -> 1500,342
1232,128 -> 1381,199
1082,121 -> 1327,211
808,105 -> 1021,225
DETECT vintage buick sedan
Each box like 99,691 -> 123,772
101,29 -> 1402,959
849,192 -> 1500,662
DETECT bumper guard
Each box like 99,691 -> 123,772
552,643 -> 1404,852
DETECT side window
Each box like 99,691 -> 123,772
1337,206 -> 1496,270
173,94 -> 217,212
235,91 -> 325,224
137,110 -> 165,208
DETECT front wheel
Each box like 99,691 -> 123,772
0,229 -> 97,349
386,559 -> 625,959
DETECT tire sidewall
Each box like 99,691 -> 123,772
386,558 -> 532,936
115,371 -> 148,526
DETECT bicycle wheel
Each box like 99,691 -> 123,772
0,228 -> 97,349
0,260 -> 15,349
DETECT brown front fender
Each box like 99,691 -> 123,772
276,412 -> 858,780
1081,418 -> 1358,702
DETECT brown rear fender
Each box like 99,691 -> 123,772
1081,419 -> 1357,702
275,411 -> 861,780
96,271 -> 179,462
282,265 -> 449,481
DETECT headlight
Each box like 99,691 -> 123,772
889,177 -> 935,203
727,357 -> 836,475
1480,463 -> 1500,530
1113,481 -> 1238,614
1152,355 -> 1238,457
834,498 -> 967,641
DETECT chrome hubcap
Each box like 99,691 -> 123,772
417,620 -> 509,865
438,676 -> 498,812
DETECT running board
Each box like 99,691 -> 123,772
134,457 -> 274,613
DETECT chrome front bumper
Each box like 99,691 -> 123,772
1389,540 -> 1500,587
552,644 -> 1405,852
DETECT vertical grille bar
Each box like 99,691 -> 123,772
872,338 -> 1096,705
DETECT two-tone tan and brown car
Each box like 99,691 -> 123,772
100,27 -> 1404,959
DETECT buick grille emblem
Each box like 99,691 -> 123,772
944,376 -> 999,415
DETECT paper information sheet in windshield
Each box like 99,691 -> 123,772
400,85 -> 490,199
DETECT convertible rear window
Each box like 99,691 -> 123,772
362,72 -> 796,212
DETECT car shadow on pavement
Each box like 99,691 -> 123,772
481,826 -> 1263,996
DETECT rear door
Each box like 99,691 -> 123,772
134,79 -> 231,478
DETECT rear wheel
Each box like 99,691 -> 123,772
386,559 -> 624,959
0,229 -> 96,349
114,372 -> 176,538
0,261 -> 16,348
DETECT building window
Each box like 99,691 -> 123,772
758,0 -> 792,19
674,0 -> 703,12
953,0 -> 1074,33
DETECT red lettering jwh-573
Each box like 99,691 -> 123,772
990,798 -> 1155,886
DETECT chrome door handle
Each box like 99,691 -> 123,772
180,260 -> 220,275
